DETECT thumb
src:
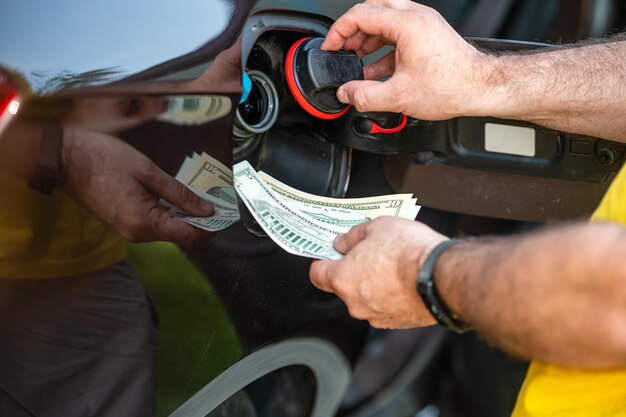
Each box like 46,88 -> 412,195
334,221 -> 370,254
309,260 -> 335,293
337,79 -> 400,113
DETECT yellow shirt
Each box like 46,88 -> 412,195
0,173 -> 126,279
512,166 -> 626,417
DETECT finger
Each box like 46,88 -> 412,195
336,79 -> 402,113
140,165 -> 214,217
309,260 -> 336,293
366,0 -> 417,10
321,4 -> 402,51
334,222 -> 370,254
343,31 -> 369,55
363,50 -> 396,80
145,204 -> 211,246
354,35 -> 394,59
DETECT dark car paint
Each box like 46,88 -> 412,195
0,2 -> 367,416
2,1 -> 626,416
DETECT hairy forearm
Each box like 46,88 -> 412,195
436,222 -> 626,369
478,37 -> 626,142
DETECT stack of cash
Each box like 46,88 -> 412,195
166,154 -> 421,260
234,160 -> 420,260
165,152 -> 241,232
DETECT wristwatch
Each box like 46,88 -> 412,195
416,239 -> 471,334
27,123 -> 63,194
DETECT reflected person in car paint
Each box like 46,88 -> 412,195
0,41 -> 242,417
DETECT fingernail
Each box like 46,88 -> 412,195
201,201 -> 214,213
337,88 -> 348,104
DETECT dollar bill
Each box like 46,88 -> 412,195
157,96 -> 232,126
163,201 -> 240,232
234,160 -> 343,260
178,152 -> 238,208
166,154 -> 421,246
259,171 -> 420,232
163,152 -> 240,232
175,154 -> 198,180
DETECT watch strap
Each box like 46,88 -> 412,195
27,123 -> 63,194
416,239 -> 470,334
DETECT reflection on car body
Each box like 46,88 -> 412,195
0,1 -> 625,417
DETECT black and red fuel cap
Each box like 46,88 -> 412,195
285,37 -> 364,120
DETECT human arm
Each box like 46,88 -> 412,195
321,0 -> 626,142
309,217 -> 626,369
0,121 -> 214,245
60,126 -> 215,245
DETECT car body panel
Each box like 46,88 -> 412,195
2,1 -> 625,417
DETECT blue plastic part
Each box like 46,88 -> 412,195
240,72 -> 252,104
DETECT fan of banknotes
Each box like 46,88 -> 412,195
164,152 -> 421,260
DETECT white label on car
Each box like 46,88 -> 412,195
485,123 -> 536,157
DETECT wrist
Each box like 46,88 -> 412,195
442,51 -> 511,119
60,125 -> 78,176
469,52 -> 554,123
59,125 -> 81,192
463,53 -> 513,119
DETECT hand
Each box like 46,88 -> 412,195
60,127 -> 214,246
187,38 -> 242,93
321,0 -> 495,120
309,217 -> 448,329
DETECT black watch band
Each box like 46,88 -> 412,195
416,239 -> 470,334
27,123 -> 63,194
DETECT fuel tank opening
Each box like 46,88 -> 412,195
234,70 -> 279,139
285,37 -> 363,120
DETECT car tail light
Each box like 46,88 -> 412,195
0,73 -> 21,136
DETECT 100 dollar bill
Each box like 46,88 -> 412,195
166,152 -> 240,232
178,153 -> 237,208
234,161 -> 343,260
168,153 -> 421,246
259,171 -> 420,231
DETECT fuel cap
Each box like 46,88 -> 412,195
285,37 -> 364,120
